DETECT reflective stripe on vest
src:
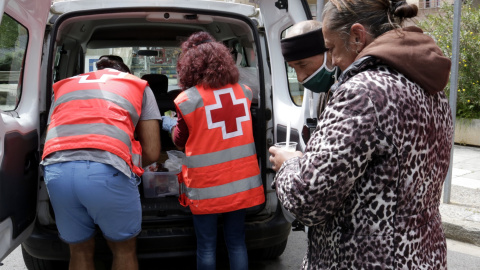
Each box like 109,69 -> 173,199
177,86 -> 204,116
44,123 -> 141,166
185,174 -> 260,200
239,84 -> 253,102
184,142 -> 256,168
48,89 -> 140,126
45,123 -> 131,146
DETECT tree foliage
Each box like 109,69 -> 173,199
0,14 -> 19,49
0,14 -> 26,72
418,0 -> 480,119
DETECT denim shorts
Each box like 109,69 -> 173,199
43,160 -> 141,244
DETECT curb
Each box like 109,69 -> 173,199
440,201 -> 480,247
443,221 -> 480,247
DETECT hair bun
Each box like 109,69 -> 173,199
392,0 -> 418,19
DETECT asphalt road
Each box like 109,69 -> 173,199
2,231 -> 480,270
0,230 -> 307,270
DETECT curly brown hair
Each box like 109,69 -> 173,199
176,31 -> 239,90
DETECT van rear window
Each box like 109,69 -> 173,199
85,47 -> 181,87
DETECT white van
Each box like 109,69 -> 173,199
0,0 -> 321,268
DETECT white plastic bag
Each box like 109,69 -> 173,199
164,150 -> 185,172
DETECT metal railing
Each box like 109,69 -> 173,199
443,0 -> 461,204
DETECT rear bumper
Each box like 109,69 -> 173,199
22,204 -> 291,261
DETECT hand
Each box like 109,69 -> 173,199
269,146 -> 303,172
161,116 -> 177,133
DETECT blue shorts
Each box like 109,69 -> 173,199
44,161 -> 141,244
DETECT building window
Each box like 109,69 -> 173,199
425,0 -> 442,8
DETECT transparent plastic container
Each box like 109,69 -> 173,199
142,170 -> 181,198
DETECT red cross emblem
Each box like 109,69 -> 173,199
76,68 -> 127,83
205,88 -> 250,139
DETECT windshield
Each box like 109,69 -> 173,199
85,46 -> 181,87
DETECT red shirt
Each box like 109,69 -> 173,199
173,109 -> 189,147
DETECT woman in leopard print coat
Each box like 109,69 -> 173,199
269,1 -> 453,269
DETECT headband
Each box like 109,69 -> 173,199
281,28 -> 327,62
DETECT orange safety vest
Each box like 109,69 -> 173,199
174,83 -> 265,215
42,68 -> 147,176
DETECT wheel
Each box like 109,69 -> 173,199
249,239 -> 288,260
21,246 -> 68,270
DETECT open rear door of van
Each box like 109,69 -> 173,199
253,0 -> 313,226
0,0 -> 51,261
254,0 -> 314,150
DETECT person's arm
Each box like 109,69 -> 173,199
269,147 -> 303,171
136,119 -> 160,166
172,108 -> 188,151
137,86 -> 162,165
274,85 -> 377,227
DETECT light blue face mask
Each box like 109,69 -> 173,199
300,52 -> 336,93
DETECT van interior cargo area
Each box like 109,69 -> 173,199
45,9 -> 264,223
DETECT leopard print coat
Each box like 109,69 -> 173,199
274,56 -> 453,269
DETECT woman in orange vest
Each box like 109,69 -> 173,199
162,31 -> 264,270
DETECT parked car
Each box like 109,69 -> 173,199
0,0 -> 319,269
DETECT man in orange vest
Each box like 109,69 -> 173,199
162,32 -> 264,270
41,55 -> 161,270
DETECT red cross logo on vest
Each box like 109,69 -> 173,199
205,88 -> 250,139
76,68 -> 127,84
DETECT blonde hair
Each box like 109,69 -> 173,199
323,0 -> 418,39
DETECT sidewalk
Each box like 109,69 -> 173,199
440,144 -> 480,247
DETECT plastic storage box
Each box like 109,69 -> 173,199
142,170 -> 181,198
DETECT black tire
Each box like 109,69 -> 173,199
249,239 -> 288,260
21,246 -> 68,270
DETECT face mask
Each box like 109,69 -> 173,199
300,52 -> 336,93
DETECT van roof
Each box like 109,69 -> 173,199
50,0 -> 257,17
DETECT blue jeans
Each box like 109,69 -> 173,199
192,209 -> 248,270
